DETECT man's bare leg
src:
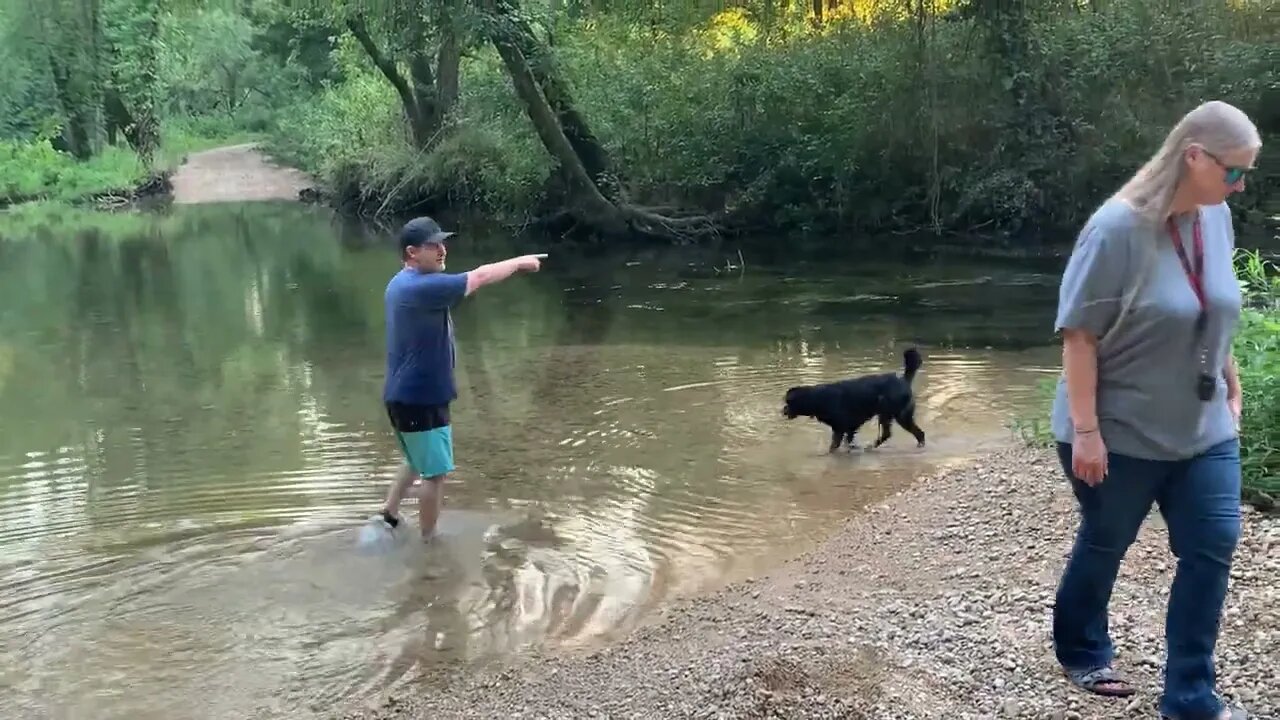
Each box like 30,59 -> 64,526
381,462 -> 418,523
418,475 -> 446,540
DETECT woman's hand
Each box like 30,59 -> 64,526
1072,429 -> 1108,486
1228,391 -> 1242,432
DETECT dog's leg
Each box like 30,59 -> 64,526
844,430 -> 860,450
872,415 -> 893,448
828,427 -> 844,453
896,409 -> 926,448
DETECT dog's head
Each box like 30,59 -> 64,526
781,386 -> 812,419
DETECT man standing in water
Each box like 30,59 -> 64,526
373,216 -> 543,541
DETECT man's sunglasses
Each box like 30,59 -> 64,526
1201,148 -> 1251,185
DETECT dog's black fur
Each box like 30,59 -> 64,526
781,348 -> 926,453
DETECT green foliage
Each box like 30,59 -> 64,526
158,6 -> 320,131
271,0 -> 1276,234
0,0 -> 300,206
0,3 -> 60,141
266,45 -> 549,214
0,139 -> 149,206
160,9 -> 263,117
1232,248 -> 1280,510
0,0 -> 1275,234
104,2 -> 163,116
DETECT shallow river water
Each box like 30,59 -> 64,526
0,203 -> 1065,719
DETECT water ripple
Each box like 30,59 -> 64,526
0,331 -> 1058,720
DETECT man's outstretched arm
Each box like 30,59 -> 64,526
464,254 -> 543,296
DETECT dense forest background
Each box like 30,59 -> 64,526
1,0 -> 1276,242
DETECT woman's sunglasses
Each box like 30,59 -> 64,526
1201,148 -> 1251,185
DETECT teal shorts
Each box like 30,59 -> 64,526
395,426 -> 454,479
386,402 -> 454,479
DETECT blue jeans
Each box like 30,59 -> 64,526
1053,438 -> 1242,720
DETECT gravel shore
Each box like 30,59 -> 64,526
346,447 -> 1279,720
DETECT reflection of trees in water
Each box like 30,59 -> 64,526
0,208 -> 1060,634
0,205 -> 384,531
445,263 -> 762,641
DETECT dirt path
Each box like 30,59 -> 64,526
342,447 -> 1279,720
170,143 -> 314,205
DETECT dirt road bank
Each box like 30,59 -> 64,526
170,143 -> 313,205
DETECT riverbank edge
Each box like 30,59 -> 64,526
0,168 -> 174,213
8,141 -> 1272,256
301,175 -> 1280,253
290,182 -> 1279,261
0,137 -> 306,214
343,445 -> 1279,720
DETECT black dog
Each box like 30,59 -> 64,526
781,348 -> 926,453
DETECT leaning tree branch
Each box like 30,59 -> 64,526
483,3 -> 722,243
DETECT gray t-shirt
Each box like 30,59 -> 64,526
1050,198 -> 1242,461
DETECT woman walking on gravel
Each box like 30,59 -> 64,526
1050,100 -> 1261,720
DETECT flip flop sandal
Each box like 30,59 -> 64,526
1063,665 -> 1137,697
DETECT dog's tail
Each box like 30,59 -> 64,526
902,347 -> 923,385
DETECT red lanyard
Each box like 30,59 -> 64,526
1167,212 -> 1205,310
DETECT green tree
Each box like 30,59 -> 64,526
480,0 -> 721,241
160,9 -> 265,118
1,0 -> 167,159
291,0 -> 469,149
103,0 -> 164,161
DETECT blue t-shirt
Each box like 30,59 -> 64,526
382,268 -> 469,407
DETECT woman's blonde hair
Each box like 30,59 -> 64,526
1113,100 -> 1261,224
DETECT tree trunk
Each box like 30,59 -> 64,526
346,14 -> 438,149
484,4 -> 719,243
407,49 -> 441,137
103,88 -> 136,146
129,0 -> 161,162
436,20 -> 461,118
495,0 -> 615,197
489,29 -> 625,234
49,56 -> 94,159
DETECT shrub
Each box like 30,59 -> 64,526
1233,249 -> 1280,509
0,138 -> 148,205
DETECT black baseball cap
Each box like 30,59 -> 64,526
398,216 -> 454,252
